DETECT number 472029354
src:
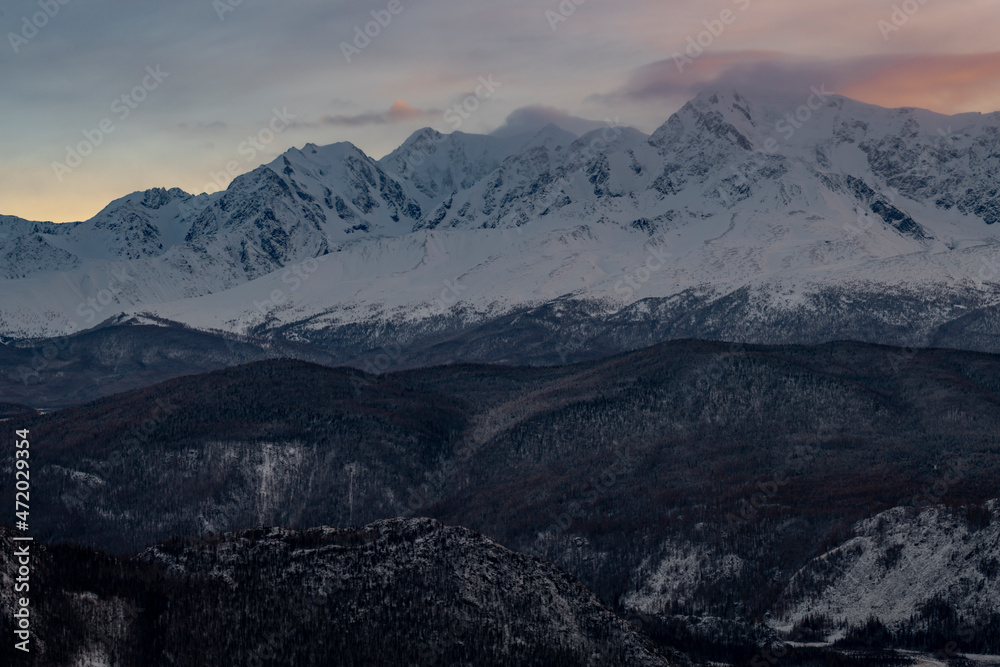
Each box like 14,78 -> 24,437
15,429 -> 30,527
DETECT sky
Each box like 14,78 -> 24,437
3,0 -> 1000,223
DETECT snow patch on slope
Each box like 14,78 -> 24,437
779,500 -> 1000,627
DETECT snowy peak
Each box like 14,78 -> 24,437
641,87 -> 1000,241
91,186 -> 192,218
0,233 -> 81,279
379,128 -> 522,201
516,122 -> 579,152
175,139 -> 427,280
268,141 -> 424,235
657,87 -> 963,156
84,186 -> 196,258
650,89 -> 756,153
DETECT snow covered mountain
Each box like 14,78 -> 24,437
2,89 -> 1000,360
778,500 -> 1000,627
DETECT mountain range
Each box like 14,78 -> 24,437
2,89 -> 999,373
4,88 -> 1000,664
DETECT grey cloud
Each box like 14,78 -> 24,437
490,105 -> 610,138
606,51 -> 998,103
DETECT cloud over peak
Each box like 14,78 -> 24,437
490,105 -> 611,138
607,50 -> 1000,115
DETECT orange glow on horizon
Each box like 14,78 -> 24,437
840,53 -> 1000,115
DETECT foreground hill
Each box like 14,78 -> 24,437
0,520 -> 680,666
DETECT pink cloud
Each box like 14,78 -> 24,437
321,100 -> 441,127
840,53 -> 1000,113
386,100 -> 426,122
607,50 -> 1000,114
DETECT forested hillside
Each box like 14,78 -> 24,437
3,339 -> 998,652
